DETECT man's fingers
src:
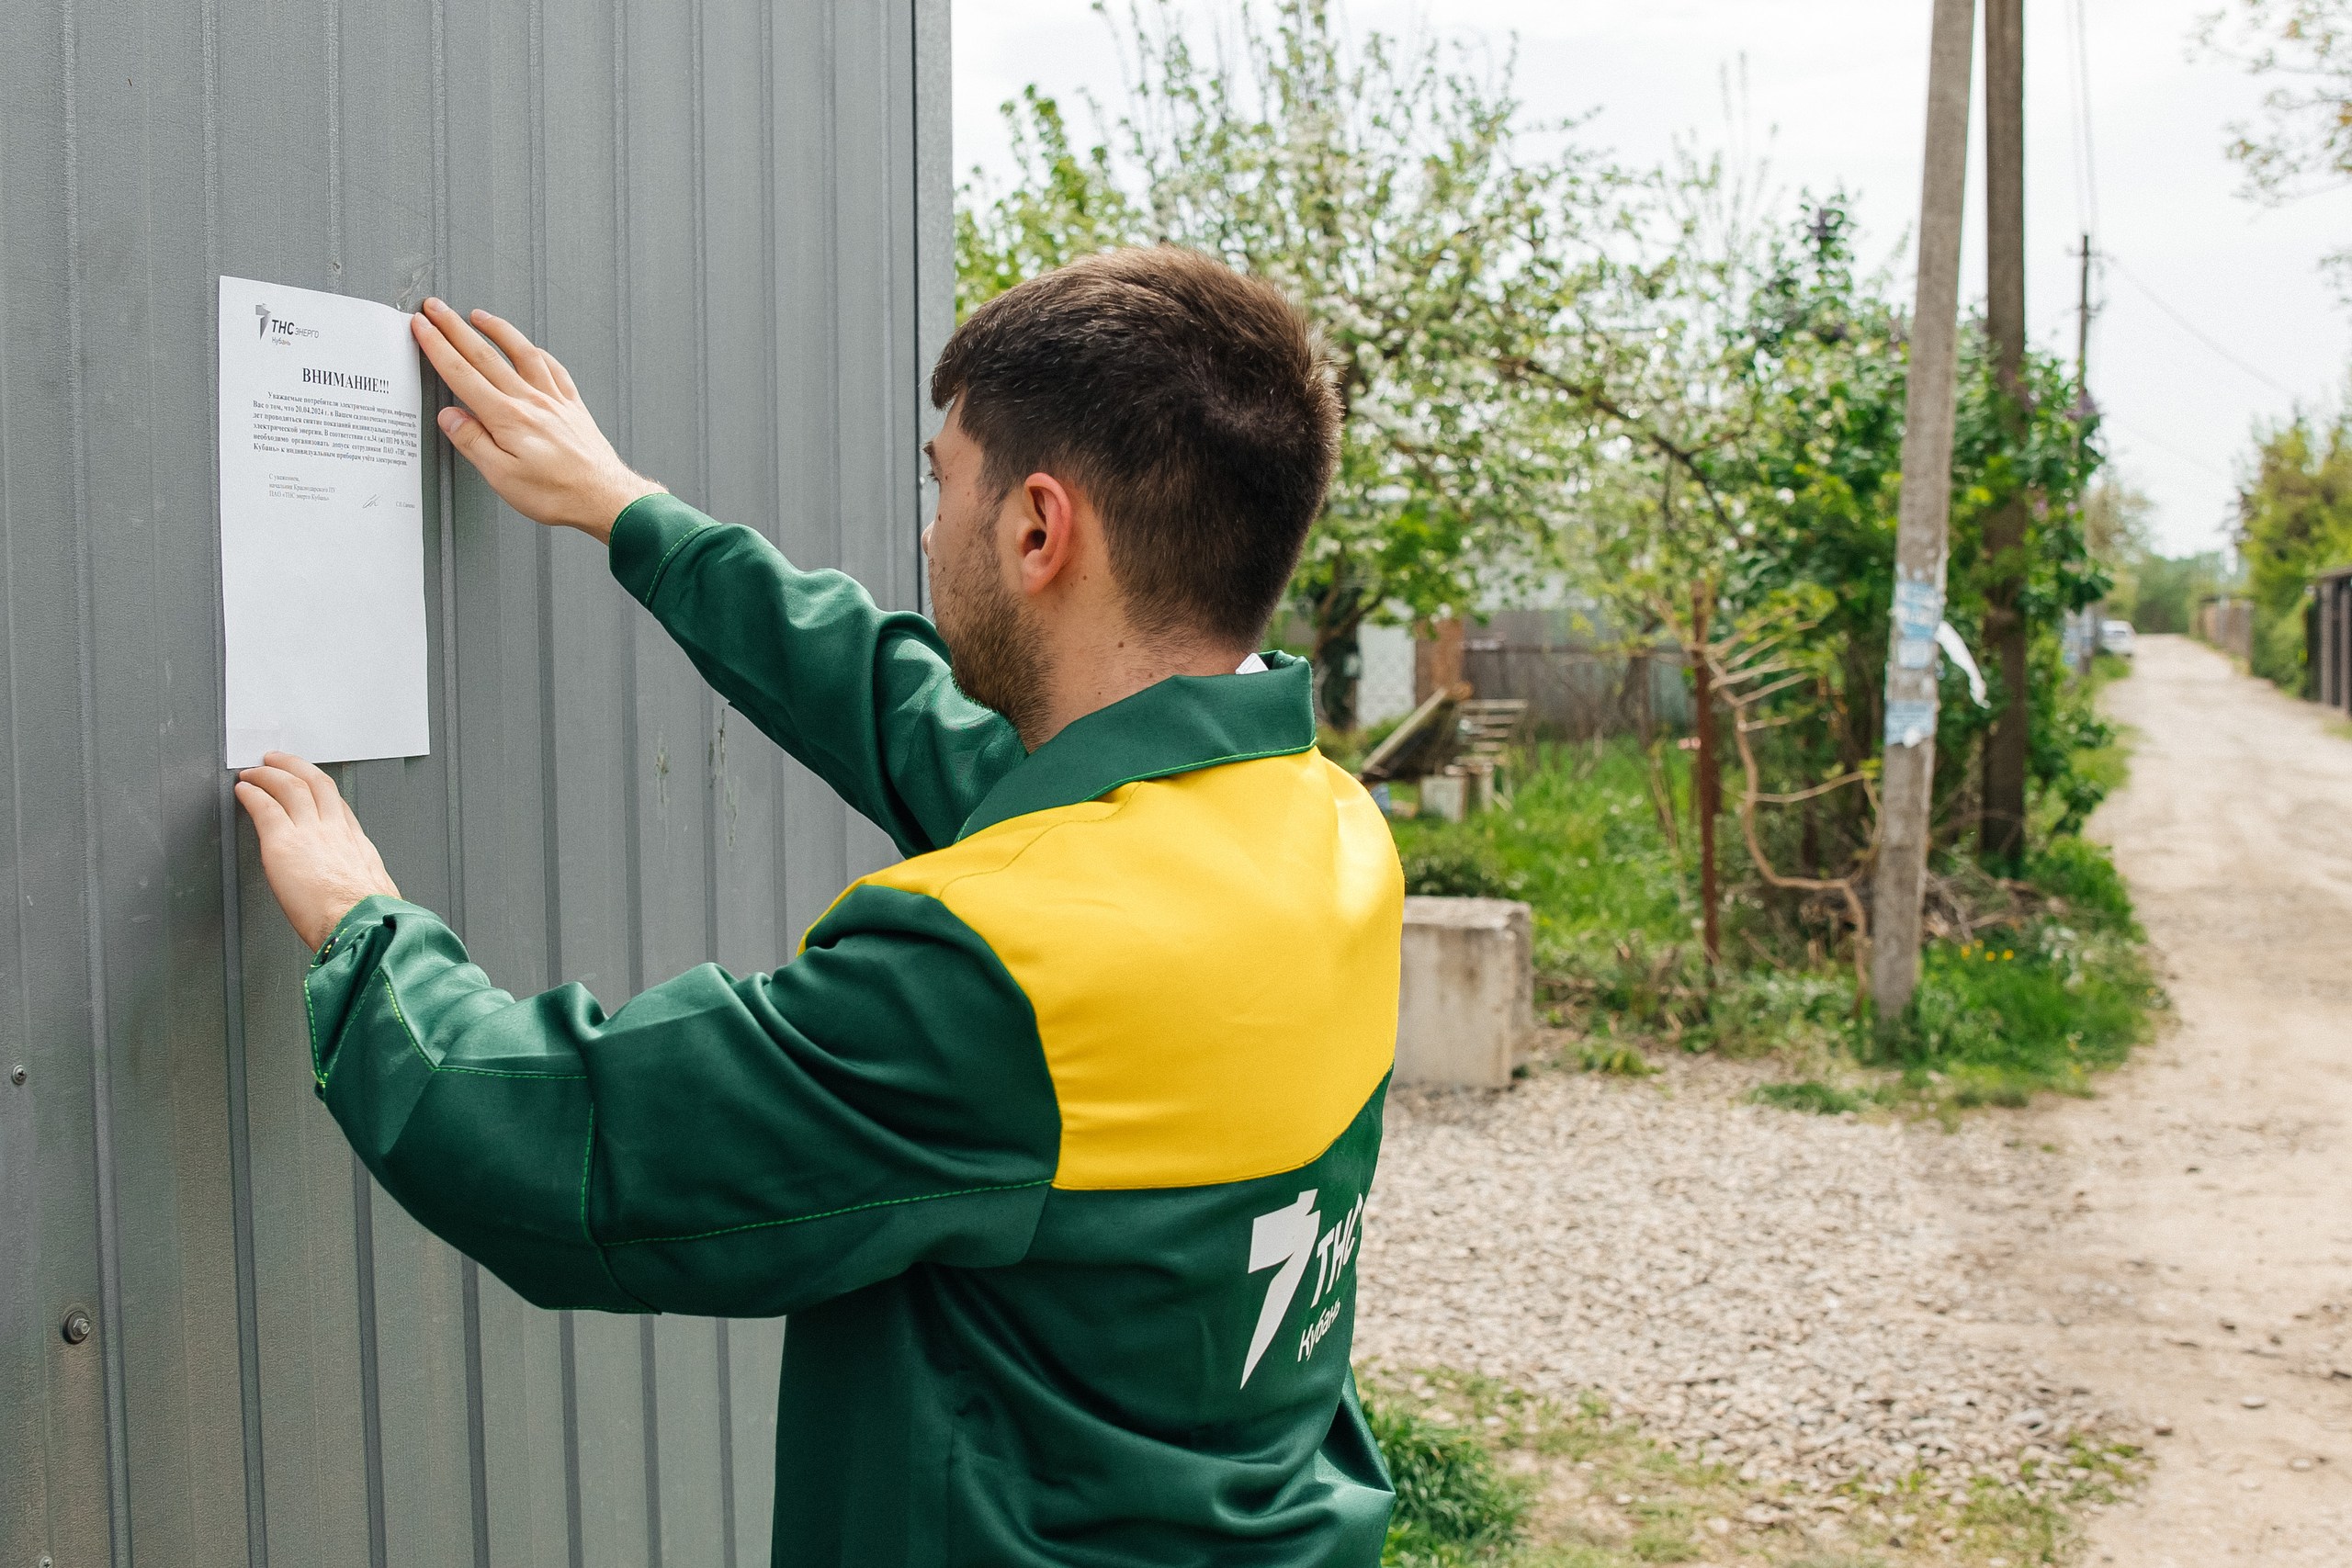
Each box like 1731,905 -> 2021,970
264,751 -> 346,820
436,406 -> 511,476
420,299 -> 536,400
232,778 -> 291,838
469,310 -> 564,398
412,312 -> 522,431
541,348 -> 581,401
238,764 -> 319,825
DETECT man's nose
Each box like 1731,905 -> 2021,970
920,520 -> 935,561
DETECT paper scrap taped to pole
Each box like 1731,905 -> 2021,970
1935,621 -> 1990,707
1884,698 -> 1939,749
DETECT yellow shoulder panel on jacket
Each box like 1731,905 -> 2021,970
858,751 -> 1402,1190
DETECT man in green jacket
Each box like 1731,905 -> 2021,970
234,246 -> 1402,1564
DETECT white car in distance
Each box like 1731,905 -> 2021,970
2098,618 -> 2136,659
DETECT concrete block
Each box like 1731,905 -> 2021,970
1395,896 -> 1535,1089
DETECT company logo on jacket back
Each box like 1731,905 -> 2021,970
254,302 -> 321,343
1240,1187 -> 1365,1387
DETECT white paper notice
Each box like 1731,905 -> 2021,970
217,276 -> 431,769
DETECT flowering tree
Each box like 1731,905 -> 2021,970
956,0 -> 1620,725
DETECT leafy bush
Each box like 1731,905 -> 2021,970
1699,968 -> 1859,1057
1398,836 -> 1524,900
1364,1395 -> 1528,1565
2026,834 -> 2137,933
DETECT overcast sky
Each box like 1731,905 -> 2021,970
956,0 -> 2352,558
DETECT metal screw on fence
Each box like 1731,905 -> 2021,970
9,1063 -> 25,1086
61,1308 -> 93,1346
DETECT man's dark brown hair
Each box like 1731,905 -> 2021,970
930,246 -> 1341,648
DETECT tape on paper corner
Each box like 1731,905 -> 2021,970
1883,699 -> 1939,749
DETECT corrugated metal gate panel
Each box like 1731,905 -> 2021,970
1,3 -> 951,1564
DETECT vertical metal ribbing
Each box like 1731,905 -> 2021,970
352,1159 -> 390,1568
202,0 -> 271,1555
428,0 -> 462,936
639,1316 -> 663,1567
58,4 -> 136,1560
323,0 -> 341,285
458,1262 -> 489,1568
713,1319 -> 737,1568
595,3 -> 639,1562
762,0 -> 793,982
821,1 -> 842,578
613,0 -> 641,998
527,0 -> 559,994
684,13 -> 731,1549
559,1308 -> 584,1568
692,0 -> 718,987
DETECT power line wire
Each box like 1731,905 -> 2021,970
2099,412 -> 2241,481
2107,257 -> 2302,398
2064,0 -> 2102,237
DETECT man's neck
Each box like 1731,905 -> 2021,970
1022,631 -> 1253,750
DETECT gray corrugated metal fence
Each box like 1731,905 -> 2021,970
1,2 -> 950,1563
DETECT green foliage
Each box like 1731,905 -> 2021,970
2029,831 -> 2139,931
2029,637 -> 2122,839
1880,897 -> 2157,1107
2130,551 -> 2233,635
2232,409 -> 2352,690
1577,1041 -> 1657,1077
2087,478 -> 2237,637
1748,1079 -> 1863,1115
1399,838 -> 1526,901
1395,739 -> 2154,1112
1572,197 -> 2109,894
1390,742 -> 1695,976
1364,1394 -> 1529,1565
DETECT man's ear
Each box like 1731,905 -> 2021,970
1010,470 -> 1082,598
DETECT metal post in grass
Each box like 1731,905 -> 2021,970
1871,0 -> 1979,1021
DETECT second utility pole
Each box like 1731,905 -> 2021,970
1871,0 -> 1979,1021
1980,0 -> 2031,869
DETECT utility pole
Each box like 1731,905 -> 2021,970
1692,583 -> 1721,967
1871,0 -> 1979,1021
2074,231 -> 2098,674
2075,232 -> 2094,391
1979,0 -> 2031,870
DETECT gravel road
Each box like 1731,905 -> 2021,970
1354,636 -> 2352,1560
1357,1063 -> 2118,1506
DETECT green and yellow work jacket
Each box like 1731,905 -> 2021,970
304,494 -> 1405,1564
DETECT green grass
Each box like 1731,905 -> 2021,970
1390,742 -> 1697,965
1368,1393 -> 1532,1564
1385,737 -> 2159,1116
1873,838 -> 2159,1109
1362,1367 -> 2143,1566
1748,1079 -> 1863,1115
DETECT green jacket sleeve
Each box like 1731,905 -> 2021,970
607,493 -> 1023,856
303,892 -> 1060,1317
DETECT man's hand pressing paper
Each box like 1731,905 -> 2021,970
234,753 -> 402,951
411,298 -> 663,545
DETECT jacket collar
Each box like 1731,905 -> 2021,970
956,652 -> 1317,840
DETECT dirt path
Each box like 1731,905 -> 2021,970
1974,634 -> 2352,1562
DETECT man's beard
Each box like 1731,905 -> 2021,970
934,527 -> 1051,744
